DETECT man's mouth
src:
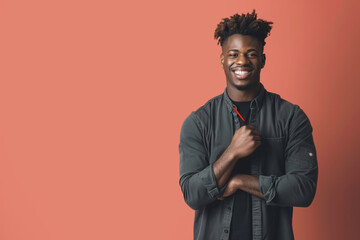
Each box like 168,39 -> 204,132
233,69 -> 251,79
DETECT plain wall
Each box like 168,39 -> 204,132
0,0 -> 359,239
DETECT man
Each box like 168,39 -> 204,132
179,10 -> 318,240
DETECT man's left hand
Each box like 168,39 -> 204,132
218,175 -> 241,200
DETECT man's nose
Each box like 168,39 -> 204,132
235,54 -> 249,65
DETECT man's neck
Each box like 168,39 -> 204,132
227,83 -> 261,102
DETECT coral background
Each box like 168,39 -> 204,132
0,0 -> 359,239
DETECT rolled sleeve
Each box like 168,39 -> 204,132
179,113 -> 226,210
259,175 -> 277,204
259,107 -> 318,207
199,163 -> 224,198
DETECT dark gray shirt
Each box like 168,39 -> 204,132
179,84 -> 318,240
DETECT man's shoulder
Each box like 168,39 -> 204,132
181,92 -> 223,134
193,92 -> 223,113
264,90 -> 302,114
264,90 -> 309,125
190,92 -> 224,124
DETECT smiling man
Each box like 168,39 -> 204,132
179,10 -> 318,240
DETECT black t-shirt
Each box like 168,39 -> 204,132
229,100 -> 252,240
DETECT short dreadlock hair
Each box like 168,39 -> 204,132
214,10 -> 273,47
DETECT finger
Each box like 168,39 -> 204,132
218,197 -> 224,200
255,140 -> 261,147
246,125 -> 260,135
251,129 -> 261,136
253,135 -> 261,141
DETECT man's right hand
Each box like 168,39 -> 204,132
228,125 -> 261,159
213,125 -> 261,189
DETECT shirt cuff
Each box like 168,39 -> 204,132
199,163 -> 227,199
259,175 -> 277,204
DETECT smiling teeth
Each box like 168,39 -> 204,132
234,70 -> 249,75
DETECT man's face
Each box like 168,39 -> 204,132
221,34 -> 265,91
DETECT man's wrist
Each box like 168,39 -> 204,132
225,145 -> 242,160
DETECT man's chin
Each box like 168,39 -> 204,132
235,84 -> 251,91
233,80 -> 259,91
234,82 -> 255,91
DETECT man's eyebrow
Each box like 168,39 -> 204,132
227,48 -> 259,53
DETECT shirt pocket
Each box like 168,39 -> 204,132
260,137 -> 286,176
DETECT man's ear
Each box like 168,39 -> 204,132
261,54 -> 266,68
220,53 -> 224,69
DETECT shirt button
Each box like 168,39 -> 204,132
227,206 -> 231,210
224,229 -> 229,233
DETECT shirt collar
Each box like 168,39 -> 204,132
223,83 -> 266,113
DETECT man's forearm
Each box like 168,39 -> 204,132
213,147 -> 238,188
236,174 -> 265,200
213,125 -> 261,189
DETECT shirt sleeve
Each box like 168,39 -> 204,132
179,113 -> 227,210
258,107 -> 318,207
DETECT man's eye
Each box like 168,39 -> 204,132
229,54 -> 238,58
248,53 -> 258,57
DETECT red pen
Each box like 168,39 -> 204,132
233,106 -> 245,122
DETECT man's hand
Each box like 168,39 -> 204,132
218,174 -> 265,200
227,125 -> 261,159
218,175 -> 241,200
213,125 -> 261,189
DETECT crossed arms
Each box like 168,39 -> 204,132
179,108 -> 318,210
